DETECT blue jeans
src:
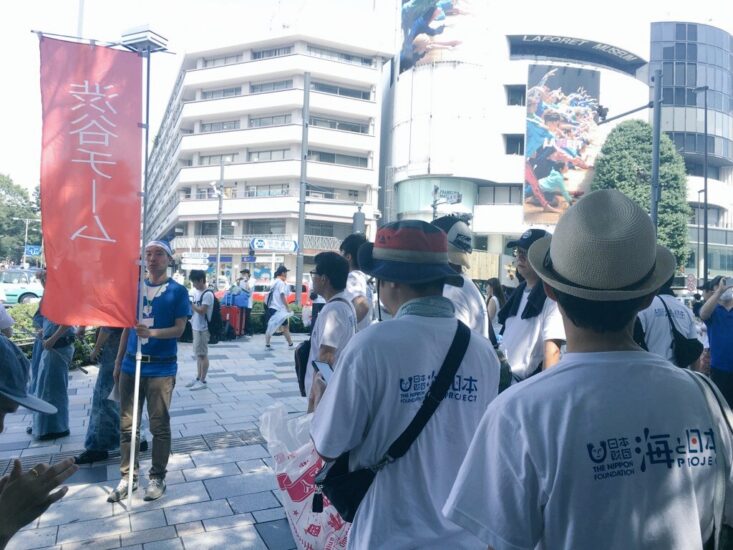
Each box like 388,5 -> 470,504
84,333 -> 121,452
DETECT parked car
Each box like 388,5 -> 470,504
252,280 -> 312,306
0,269 -> 44,304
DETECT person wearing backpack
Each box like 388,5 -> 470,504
635,275 -> 702,368
186,270 -> 213,391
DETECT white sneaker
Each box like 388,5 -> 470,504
191,380 -> 208,391
185,378 -> 199,388
144,478 -> 166,501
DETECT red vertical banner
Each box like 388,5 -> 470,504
39,37 -> 142,327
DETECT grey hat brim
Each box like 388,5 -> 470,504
528,236 -> 676,301
0,389 -> 57,414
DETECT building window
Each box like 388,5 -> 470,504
198,221 -> 233,236
310,116 -> 369,134
249,114 -> 292,128
307,150 -> 368,167
505,85 -> 526,106
306,45 -> 374,67
196,187 -> 216,200
201,87 -> 242,100
248,149 -> 290,162
348,189 -> 360,199
251,45 -> 293,60
245,184 -> 290,198
248,220 -> 286,234
250,80 -> 293,94
181,187 -> 191,199
480,184 -> 523,205
223,183 -> 238,199
504,134 -> 525,155
202,54 -> 242,68
199,153 -> 238,166
200,120 -> 240,133
305,221 -> 334,236
311,81 -> 371,100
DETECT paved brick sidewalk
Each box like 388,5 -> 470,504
3,333 -> 308,550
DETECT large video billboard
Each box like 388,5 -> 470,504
399,0 -> 488,73
524,65 -> 602,225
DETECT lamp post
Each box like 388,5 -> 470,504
11,217 -> 40,267
694,85 -> 709,286
211,160 -> 226,289
696,189 -> 703,281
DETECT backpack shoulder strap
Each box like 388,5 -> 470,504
381,321 -> 471,463
657,295 -> 677,333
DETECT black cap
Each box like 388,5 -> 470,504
698,275 -> 723,291
274,265 -> 289,276
507,229 -> 549,250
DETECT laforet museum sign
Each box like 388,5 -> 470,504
507,35 -> 647,76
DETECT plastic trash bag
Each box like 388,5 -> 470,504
260,403 -> 350,550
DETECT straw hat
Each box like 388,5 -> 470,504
528,189 -> 675,301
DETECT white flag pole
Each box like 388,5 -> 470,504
126,43 -> 152,511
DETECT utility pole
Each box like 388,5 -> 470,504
12,217 -> 40,267
295,72 -> 310,306
215,160 -> 225,288
650,68 -> 662,232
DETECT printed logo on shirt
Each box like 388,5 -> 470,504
399,371 -> 479,404
586,427 -> 717,481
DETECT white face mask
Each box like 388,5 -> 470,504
721,288 -> 733,302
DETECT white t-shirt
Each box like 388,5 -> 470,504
191,288 -> 213,331
499,287 -> 565,379
488,295 -> 502,336
444,351 -> 733,550
638,295 -> 699,364
0,305 -> 14,331
238,277 -> 254,308
443,273 -> 489,339
345,270 -> 373,332
305,291 -> 357,396
311,314 -> 500,550
269,278 -> 290,312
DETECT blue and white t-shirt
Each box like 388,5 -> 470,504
444,351 -> 733,550
122,278 -> 191,377
311,312 -> 499,549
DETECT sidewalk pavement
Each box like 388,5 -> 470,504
3,333 -> 309,550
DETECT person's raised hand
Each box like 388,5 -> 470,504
0,458 -> 78,546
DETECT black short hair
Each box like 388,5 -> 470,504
340,233 -> 368,269
189,270 -> 206,283
405,280 -> 445,294
314,252 -> 349,291
552,287 -> 650,333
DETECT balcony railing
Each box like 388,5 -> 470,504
171,234 -> 341,252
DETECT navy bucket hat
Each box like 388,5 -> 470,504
357,220 -> 463,287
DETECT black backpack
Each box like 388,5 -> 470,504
203,289 -> 223,344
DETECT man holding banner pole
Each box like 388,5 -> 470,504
108,240 -> 190,503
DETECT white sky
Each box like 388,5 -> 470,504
1,0 -> 732,194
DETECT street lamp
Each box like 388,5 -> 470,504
11,217 -> 40,267
210,159 -> 227,288
694,85 -> 709,286
696,189 -> 703,281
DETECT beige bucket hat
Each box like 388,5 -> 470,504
528,189 -> 676,301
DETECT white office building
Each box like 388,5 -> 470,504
146,31 -> 393,281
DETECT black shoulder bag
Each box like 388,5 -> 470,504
658,297 -> 703,368
312,321 -> 471,522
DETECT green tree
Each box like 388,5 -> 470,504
591,120 -> 691,268
0,174 -> 41,264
